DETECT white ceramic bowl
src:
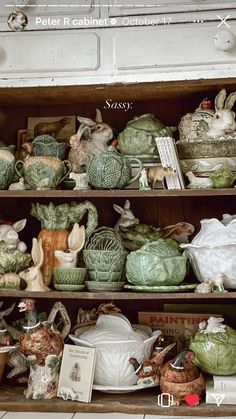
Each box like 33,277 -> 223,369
69,314 -> 161,386
181,243 -> 236,288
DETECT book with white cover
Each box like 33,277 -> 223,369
213,375 -> 236,392
206,381 -> 236,405
57,344 -> 96,403
155,136 -> 185,189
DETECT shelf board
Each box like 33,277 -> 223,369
0,289 -> 236,300
1,188 -> 236,198
0,386 -> 235,415
1,78 -> 236,106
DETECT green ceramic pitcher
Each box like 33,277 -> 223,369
87,146 -> 143,189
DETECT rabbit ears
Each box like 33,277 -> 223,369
215,88 -> 236,111
68,223 -> 86,252
31,238 -> 44,268
113,199 -> 131,214
77,109 -> 103,127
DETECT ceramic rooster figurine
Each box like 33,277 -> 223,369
19,298 -> 64,366
160,349 -> 205,406
129,342 -> 176,387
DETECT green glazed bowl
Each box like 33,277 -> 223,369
53,267 -> 86,285
83,250 -> 127,282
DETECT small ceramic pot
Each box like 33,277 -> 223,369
15,156 -> 72,190
53,267 -> 86,285
0,150 -> 15,190
83,249 -> 127,282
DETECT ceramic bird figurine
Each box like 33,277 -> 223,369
160,349 -> 205,406
19,299 -> 64,366
129,343 -> 176,387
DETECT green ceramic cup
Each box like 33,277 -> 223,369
53,267 -> 86,285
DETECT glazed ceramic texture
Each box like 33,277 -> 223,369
32,135 -> 68,159
180,156 -> 236,175
83,249 -> 127,282
118,114 -> 175,156
181,218 -> 236,288
53,267 -> 86,285
0,242 -> 31,274
87,146 -> 142,189
190,325 -> 236,375
0,149 -> 15,189
15,156 -> 71,190
177,138 -> 236,159
126,239 -> 187,286
69,314 -> 161,386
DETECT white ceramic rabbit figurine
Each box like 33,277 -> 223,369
54,223 -> 85,268
207,89 -> 236,138
69,109 -> 113,173
19,238 -> 49,292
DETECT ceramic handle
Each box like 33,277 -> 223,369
126,158 -> 143,186
214,30 -> 235,51
15,160 -> 24,178
61,160 -> 72,183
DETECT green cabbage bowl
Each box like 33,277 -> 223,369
126,239 -> 187,286
190,326 -> 236,375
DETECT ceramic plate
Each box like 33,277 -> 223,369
124,283 -> 197,292
85,281 -> 125,292
93,383 -> 157,393
54,284 -> 85,291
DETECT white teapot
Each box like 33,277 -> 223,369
69,314 -> 161,387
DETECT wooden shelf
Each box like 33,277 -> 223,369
0,386 -> 235,415
1,188 -> 236,198
1,78 -> 236,106
1,289 -> 236,300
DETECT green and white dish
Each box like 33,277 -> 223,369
54,283 -> 85,291
86,281 -> 125,292
124,283 -> 197,292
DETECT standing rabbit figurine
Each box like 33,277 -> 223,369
19,238 -> 49,292
54,223 -> 85,268
69,109 -> 113,173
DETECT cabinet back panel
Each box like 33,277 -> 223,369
1,88 -> 231,145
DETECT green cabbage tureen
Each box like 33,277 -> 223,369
190,321 -> 236,375
126,239 -> 187,286
118,114 -> 175,160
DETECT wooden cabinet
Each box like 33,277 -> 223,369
1,79 -> 236,415
0,0 -> 99,31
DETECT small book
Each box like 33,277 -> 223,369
213,375 -> 236,392
155,136 -> 185,190
57,344 -> 96,403
206,381 -> 236,405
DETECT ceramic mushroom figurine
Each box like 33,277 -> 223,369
19,238 -> 50,292
54,223 -> 85,268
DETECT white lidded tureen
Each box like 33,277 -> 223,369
69,314 -> 161,387
181,215 -> 236,288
